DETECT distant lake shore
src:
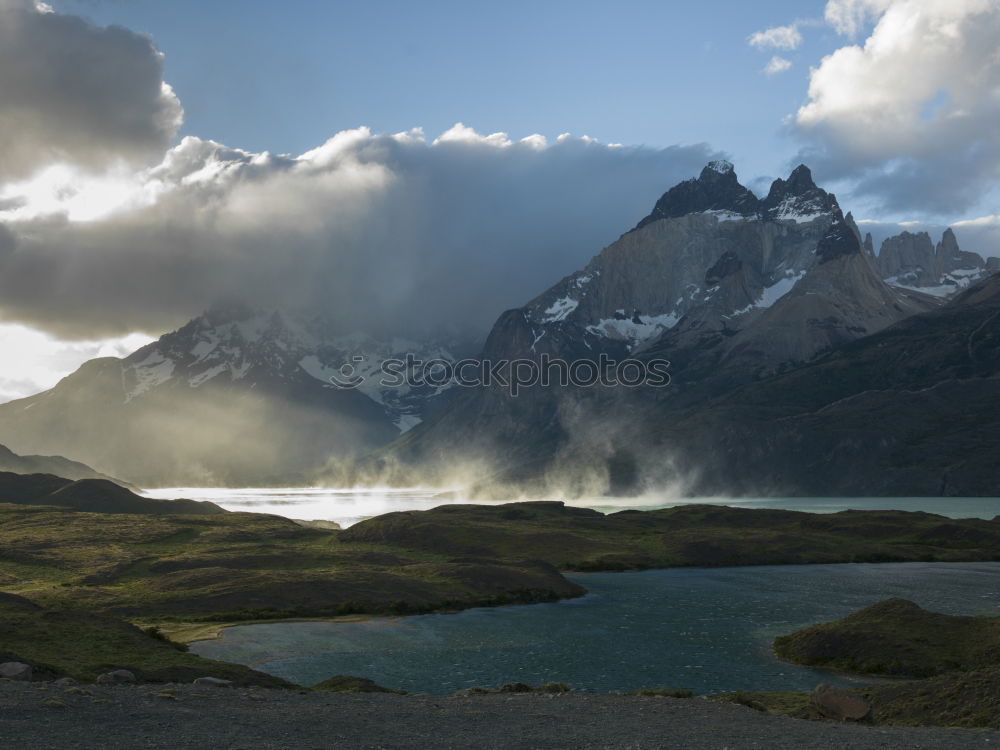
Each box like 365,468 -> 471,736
141,487 -> 1000,528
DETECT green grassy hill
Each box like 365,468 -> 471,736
0,592 -> 290,686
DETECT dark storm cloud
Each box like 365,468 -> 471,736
0,0 -> 182,181
0,129 -> 720,339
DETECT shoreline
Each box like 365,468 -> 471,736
153,613 -> 386,644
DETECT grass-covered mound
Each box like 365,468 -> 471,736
0,503 -> 583,620
774,598 -> 1000,677
0,592 -> 289,686
726,599 -> 1000,729
0,471 -> 223,515
342,501 -> 1000,570
857,666 -> 1000,728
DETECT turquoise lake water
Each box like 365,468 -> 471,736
192,561 -> 1000,694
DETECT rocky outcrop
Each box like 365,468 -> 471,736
810,684 -> 871,721
95,669 -> 137,685
192,676 -> 234,688
0,661 -> 33,681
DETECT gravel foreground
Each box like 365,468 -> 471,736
2,682 -> 999,750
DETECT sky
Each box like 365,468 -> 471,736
1,0 -> 999,402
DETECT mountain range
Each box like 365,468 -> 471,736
0,160 -> 995,494
369,162 -> 999,497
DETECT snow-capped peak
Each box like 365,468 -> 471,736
706,159 -> 734,175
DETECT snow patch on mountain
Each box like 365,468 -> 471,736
888,266 -> 987,298
707,160 -> 734,175
730,270 -> 807,317
543,296 -> 580,322
586,311 -> 680,349
126,352 -> 175,401
769,197 -> 828,223
703,209 -> 751,222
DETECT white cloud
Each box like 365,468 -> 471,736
764,56 -> 793,75
0,0 -> 182,182
793,0 -> 1000,214
954,214 -> 1000,229
748,24 -> 803,50
432,122 -> 513,147
824,0 -> 894,35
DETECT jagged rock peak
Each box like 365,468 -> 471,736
786,163 -> 816,190
703,159 -> 735,177
937,227 -> 960,256
762,164 -> 838,221
816,210 -> 863,264
634,160 -> 758,230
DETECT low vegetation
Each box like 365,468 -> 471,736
774,597 -> 1000,678
714,598 -> 1000,729
0,592 -> 290,686
0,502 -> 582,621
342,501 -> 1000,570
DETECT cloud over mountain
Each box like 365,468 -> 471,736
0,126 -> 718,339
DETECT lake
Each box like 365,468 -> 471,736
191,561 -> 1000,694
141,487 -> 1000,528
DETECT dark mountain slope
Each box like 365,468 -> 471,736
652,273 -> 1000,495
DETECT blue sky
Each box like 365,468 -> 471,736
54,0 -> 838,187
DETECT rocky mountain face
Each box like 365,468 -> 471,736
878,228 -> 989,296
0,306 -> 468,486
378,162 -> 948,493
494,162 -> 931,375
